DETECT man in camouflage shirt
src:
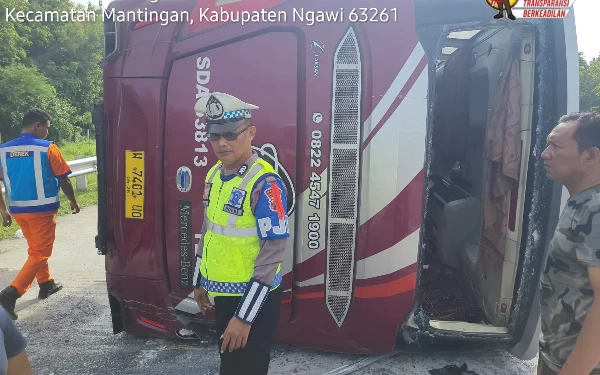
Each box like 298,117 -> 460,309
539,111 -> 600,375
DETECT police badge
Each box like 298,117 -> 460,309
223,188 -> 246,216
206,95 -> 225,121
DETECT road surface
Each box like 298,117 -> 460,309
0,206 -> 539,374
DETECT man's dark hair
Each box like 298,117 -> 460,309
22,108 -> 51,128
563,111 -> 600,153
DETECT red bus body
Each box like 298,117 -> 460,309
95,0 -> 579,358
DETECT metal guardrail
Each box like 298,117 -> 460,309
1,156 -> 97,194
66,156 -> 98,178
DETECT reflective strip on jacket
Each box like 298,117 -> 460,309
0,135 -> 62,214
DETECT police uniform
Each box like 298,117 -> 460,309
192,93 -> 289,375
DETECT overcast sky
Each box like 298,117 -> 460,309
573,0 -> 599,61
81,0 -> 598,61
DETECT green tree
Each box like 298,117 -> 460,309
0,0 -> 103,143
590,57 -> 600,111
580,52 -> 600,112
0,0 -> 31,67
0,64 -> 77,142
24,0 -> 104,129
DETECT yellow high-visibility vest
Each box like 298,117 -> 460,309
199,158 -> 282,297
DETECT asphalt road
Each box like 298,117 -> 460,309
0,206 -> 539,374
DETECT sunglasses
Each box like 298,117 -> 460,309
208,125 -> 250,142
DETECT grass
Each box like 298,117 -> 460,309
57,140 -> 97,162
0,140 -> 98,241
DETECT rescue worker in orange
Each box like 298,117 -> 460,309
0,108 -> 81,320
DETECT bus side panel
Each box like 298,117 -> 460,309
103,78 -> 168,281
277,0 -> 425,353
106,274 -> 181,338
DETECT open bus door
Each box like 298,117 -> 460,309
408,0 -> 579,361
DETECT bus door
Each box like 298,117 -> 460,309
164,30 -> 299,323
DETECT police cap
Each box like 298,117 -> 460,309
194,92 -> 259,134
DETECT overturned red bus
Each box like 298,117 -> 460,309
94,0 -> 579,360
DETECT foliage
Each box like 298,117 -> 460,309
0,0 -> 103,144
0,0 -> 30,66
580,53 -> 600,112
58,139 -> 97,161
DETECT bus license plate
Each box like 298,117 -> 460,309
125,150 -> 145,219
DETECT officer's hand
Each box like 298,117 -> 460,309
70,200 -> 81,214
220,317 -> 251,353
193,287 -> 213,315
0,209 -> 11,227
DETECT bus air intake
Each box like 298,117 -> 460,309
326,27 -> 362,328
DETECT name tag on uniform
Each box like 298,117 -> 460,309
223,188 -> 246,216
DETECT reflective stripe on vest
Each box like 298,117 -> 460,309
200,271 -> 282,295
0,145 -> 60,208
205,220 -> 257,237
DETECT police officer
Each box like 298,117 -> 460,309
192,93 -> 289,375
0,108 -> 80,320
